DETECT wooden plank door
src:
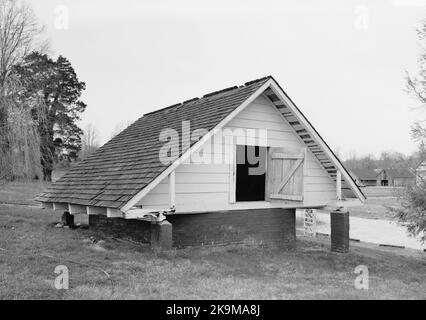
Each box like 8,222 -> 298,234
267,147 -> 305,202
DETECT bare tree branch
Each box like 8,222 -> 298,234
80,123 -> 100,159
0,0 -> 47,180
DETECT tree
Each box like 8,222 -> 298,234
0,0 -> 45,87
344,153 -> 377,170
406,18 -> 426,105
392,183 -> 426,242
377,151 -> 407,169
0,0 -> 46,180
80,123 -> 100,159
397,19 -> 426,241
14,52 -> 86,181
343,150 -> 419,172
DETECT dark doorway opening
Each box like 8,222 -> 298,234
236,145 -> 267,202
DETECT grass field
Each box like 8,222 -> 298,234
0,203 -> 425,300
0,181 -> 424,299
346,197 -> 403,220
0,171 -> 66,206
0,180 -> 49,206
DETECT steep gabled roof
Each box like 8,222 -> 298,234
37,77 -> 271,209
37,76 -> 365,210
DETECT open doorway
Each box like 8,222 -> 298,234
235,145 -> 267,201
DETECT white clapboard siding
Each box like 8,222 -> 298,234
137,95 -> 337,212
304,176 -> 336,184
176,163 -> 229,173
149,182 -> 229,195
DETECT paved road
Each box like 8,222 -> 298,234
296,210 -> 426,251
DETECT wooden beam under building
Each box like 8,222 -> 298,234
336,171 -> 342,200
52,203 -> 68,211
107,208 -> 124,218
169,171 -> 175,209
86,206 -> 107,216
68,204 -> 87,215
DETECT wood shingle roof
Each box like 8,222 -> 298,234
36,77 -> 271,209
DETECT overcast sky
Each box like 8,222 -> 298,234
30,0 -> 426,160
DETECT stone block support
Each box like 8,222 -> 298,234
150,220 -> 173,252
61,211 -> 74,226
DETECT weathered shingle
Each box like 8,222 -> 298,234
36,77 -> 271,209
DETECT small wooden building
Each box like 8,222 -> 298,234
37,76 -> 365,248
350,169 -> 383,187
384,168 -> 415,187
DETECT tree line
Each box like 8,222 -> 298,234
343,150 -> 424,172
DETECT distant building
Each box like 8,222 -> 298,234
384,168 -> 415,187
350,168 -> 415,187
350,169 -> 384,187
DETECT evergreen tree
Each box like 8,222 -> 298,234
14,52 -> 86,181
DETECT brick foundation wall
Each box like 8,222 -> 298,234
88,208 -> 296,249
167,208 -> 296,248
88,215 -> 151,243
330,210 -> 350,253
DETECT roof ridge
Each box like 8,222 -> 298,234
143,76 -> 272,116
202,85 -> 239,98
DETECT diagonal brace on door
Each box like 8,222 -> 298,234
276,158 -> 303,193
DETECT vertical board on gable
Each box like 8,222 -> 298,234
137,95 -> 337,212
